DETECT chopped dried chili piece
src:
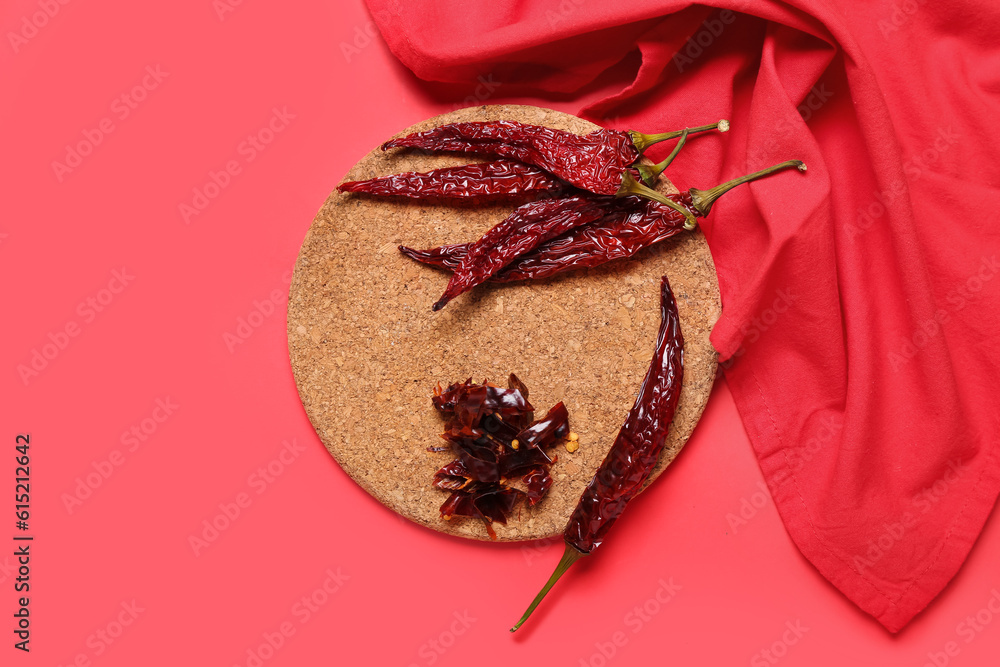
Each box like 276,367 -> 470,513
472,486 -> 525,526
434,376 -> 534,427
439,484 -> 527,540
514,401 -> 570,451
497,434 -> 556,478
522,466 -> 553,506
428,374 -> 569,538
432,460 -> 473,491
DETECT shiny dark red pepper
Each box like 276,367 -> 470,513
382,120 -> 728,195
564,279 -> 683,552
338,159 -> 566,200
510,275 -> 684,632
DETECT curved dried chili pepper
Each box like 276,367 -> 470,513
400,196 -> 682,280
510,275 -> 684,632
399,242 -> 469,272
382,119 -> 727,195
491,198 -> 686,281
338,159 -> 567,200
431,195 -> 613,311
402,160 -> 806,291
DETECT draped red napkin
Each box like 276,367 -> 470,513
364,0 -> 1000,631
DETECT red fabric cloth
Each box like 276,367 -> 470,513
365,0 -> 1000,632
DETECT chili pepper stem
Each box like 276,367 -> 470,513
616,171 -> 699,230
629,119 -> 728,154
688,160 -> 807,217
510,542 -> 587,632
635,127 -> 689,186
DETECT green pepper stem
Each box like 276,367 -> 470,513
629,119 -> 728,154
616,170 -> 698,230
635,127 -> 689,186
510,542 -> 587,633
688,160 -> 807,217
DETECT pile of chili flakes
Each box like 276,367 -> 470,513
429,374 -> 569,539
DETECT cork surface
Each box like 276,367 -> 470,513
288,105 -> 721,542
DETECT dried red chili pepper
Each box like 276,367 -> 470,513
402,160 -> 807,287
382,119 -> 728,195
338,159 -> 566,200
400,196 -> 677,279
398,242 -> 468,272
431,195 -> 614,311
510,275 -> 684,632
493,201 -> 684,280
431,374 -> 570,539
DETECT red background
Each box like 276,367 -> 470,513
2,1 -> 998,665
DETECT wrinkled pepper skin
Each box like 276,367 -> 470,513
401,197 -> 694,283
564,275 -> 684,553
338,159 -> 566,200
431,195 -> 613,310
509,275 -> 685,632
382,120 -> 640,195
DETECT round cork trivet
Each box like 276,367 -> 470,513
288,105 -> 720,542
